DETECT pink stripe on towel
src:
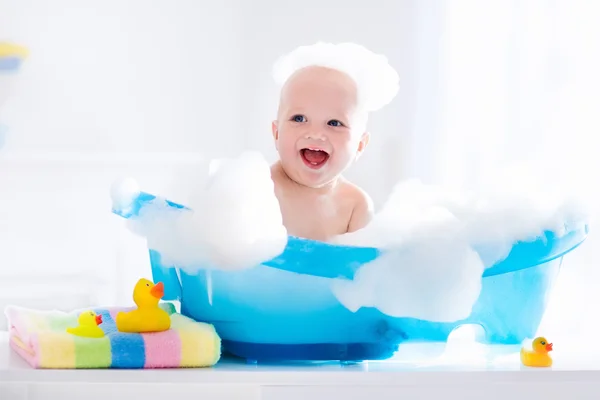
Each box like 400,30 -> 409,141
142,329 -> 181,368
9,329 -> 40,368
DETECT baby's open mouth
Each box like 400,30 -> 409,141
300,148 -> 330,169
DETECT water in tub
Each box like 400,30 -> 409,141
113,151 -> 589,322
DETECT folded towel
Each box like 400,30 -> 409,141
4,303 -> 221,369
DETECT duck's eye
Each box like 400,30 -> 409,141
291,115 -> 306,123
146,283 -> 150,287
540,341 -> 546,345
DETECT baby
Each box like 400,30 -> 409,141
269,42 -> 400,242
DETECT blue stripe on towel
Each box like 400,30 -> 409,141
95,308 -> 146,368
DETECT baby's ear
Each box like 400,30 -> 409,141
356,132 -> 370,159
271,120 -> 279,150
272,120 -> 279,140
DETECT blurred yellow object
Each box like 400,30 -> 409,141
0,42 -> 29,58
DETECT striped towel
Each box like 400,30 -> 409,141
4,303 -> 221,369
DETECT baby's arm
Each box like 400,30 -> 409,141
347,187 -> 374,233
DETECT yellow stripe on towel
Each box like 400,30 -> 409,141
38,331 -> 76,368
172,314 -> 221,367
32,310 -> 77,368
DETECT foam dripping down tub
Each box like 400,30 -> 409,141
113,191 -> 588,362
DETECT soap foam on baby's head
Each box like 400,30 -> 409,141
273,42 -> 400,140
272,42 -> 400,114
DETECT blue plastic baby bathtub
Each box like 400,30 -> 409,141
114,192 -> 588,362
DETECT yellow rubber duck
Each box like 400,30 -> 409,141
521,336 -> 553,367
66,311 -> 105,338
115,278 -> 171,333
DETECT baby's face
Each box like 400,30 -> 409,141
272,66 -> 369,188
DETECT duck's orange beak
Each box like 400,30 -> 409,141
546,343 -> 553,352
95,315 -> 103,325
150,282 -> 164,299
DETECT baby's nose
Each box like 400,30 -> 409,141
305,131 -> 327,141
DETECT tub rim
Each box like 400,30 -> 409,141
116,191 -> 589,281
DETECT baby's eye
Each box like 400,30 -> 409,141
327,119 -> 344,127
291,115 -> 306,123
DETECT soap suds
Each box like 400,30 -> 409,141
112,154 -> 588,323
331,173 -> 588,322
117,151 -> 288,272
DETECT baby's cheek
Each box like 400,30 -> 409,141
282,139 -> 297,154
335,132 -> 355,147
279,143 -> 299,164
276,135 -> 292,151
335,138 -> 359,157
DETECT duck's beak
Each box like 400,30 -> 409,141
150,282 -> 165,299
546,343 -> 553,352
95,315 -> 103,325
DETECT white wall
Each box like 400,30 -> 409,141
1,0 -> 243,155
0,0 -> 245,321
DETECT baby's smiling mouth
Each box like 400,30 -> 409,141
300,148 -> 330,169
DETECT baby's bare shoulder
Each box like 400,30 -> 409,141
339,180 -> 374,232
338,181 -> 371,205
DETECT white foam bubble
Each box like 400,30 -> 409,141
110,177 -> 140,212
125,151 -> 288,272
332,206 -> 485,323
332,173 -> 589,322
272,42 -> 400,113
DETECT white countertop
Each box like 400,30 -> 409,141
1,332 -> 600,400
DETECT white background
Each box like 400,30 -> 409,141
0,0 -> 599,351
